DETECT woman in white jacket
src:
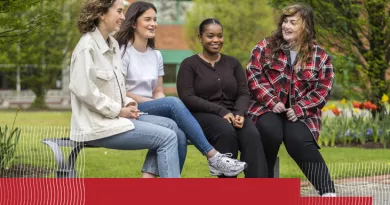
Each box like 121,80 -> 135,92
69,0 -> 180,178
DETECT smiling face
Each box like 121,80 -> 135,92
199,24 -> 224,54
282,13 -> 304,44
100,0 -> 125,33
133,8 -> 157,40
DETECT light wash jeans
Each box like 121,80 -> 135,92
138,96 -> 214,155
137,115 -> 187,173
87,115 -> 181,178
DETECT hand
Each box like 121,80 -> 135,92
272,102 -> 286,113
286,108 -> 298,122
233,115 -> 244,128
223,113 -> 235,124
119,106 -> 140,119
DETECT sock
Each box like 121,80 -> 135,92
208,152 -> 221,164
322,193 -> 337,197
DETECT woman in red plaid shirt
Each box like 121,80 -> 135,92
247,4 -> 336,196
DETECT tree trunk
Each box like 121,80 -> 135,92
30,86 -> 48,109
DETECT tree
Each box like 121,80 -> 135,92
0,0 -> 81,108
184,0 -> 276,66
269,0 -> 390,113
0,0 -> 60,44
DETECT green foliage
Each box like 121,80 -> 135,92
319,103 -> 390,148
0,0 -> 82,109
0,0 -> 61,44
184,0 -> 276,66
269,0 -> 390,111
0,110 -> 21,171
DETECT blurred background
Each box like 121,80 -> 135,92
0,0 -> 388,110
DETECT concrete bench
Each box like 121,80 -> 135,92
42,138 -> 280,178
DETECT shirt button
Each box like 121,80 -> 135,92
218,78 -> 220,81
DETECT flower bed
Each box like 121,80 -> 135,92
319,94 -> 390,148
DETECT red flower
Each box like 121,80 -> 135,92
370,104 -> 378,110
363,101 -> 372,109
352,102 -> 361,109
332,108 -> 341,116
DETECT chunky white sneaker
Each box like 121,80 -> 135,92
208,153 -> 247,176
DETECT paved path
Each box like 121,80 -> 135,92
300,175 -> 390,205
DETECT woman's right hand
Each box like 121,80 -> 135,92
272,102 -> 286,113
119,106 -> 140,119
223,113 -> 235,124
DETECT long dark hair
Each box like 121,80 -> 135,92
269,3 -> 316,68
114,1 -> 157,55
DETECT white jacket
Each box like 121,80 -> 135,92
69,28 -> 136,142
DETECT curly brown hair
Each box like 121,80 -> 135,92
268,4 -> 316,68
77,0 -> 117,34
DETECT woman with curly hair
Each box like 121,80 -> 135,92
69,0 -> 180,178
247,4 -> 336,195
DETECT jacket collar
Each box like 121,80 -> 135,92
90,28 -> 117,54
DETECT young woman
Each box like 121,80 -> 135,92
114,1 -> 247,177
247,4 -> 336,195
69,0 -> 181,178
177,18 -> 268,178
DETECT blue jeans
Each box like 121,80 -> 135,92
137,115 -> 187,173
87,116 -> 181,178
138,96 -> 214,155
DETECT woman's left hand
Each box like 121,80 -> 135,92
233,115 -> 244,128
286,108 -> 298,122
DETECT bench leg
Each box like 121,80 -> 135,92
42,140 -> 84,178
273,157 -> 280,178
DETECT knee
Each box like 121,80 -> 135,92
240,129 -> 262,144
161,129 -> 178,146
165,96 -> 185,109
215,127 -> 237,142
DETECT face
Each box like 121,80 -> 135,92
134,8 -> 158,39
100,0 -> 125,33
282,13 -> 303,43
200,24 -> 223,54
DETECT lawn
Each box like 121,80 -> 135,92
1,110 -> 389,179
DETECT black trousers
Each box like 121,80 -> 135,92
255,112 -> 335,195
193,113 -> 268,178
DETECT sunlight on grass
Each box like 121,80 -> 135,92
1,111 -> 389,178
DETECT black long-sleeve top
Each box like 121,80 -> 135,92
177,54 -> 250,117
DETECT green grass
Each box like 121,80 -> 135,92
1,110 -> 390,179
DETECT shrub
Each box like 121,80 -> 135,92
0,110 -> 21,171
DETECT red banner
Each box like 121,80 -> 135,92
0,178 -> 372,205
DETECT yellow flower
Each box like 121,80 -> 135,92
328,103 -> 336,110
353,108 -> 360,113
322,106 -> 328,112
341,98 -> 346,105
382,94 -> 389,103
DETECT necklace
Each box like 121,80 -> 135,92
199,53 -> 220,66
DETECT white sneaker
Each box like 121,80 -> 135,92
208,153 -> 247,176
322,193 -> 337,197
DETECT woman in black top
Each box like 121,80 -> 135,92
177,18 -> 267,178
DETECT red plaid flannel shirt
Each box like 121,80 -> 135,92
246,38 -> 334,141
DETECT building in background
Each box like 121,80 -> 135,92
0,0 -> 194,109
